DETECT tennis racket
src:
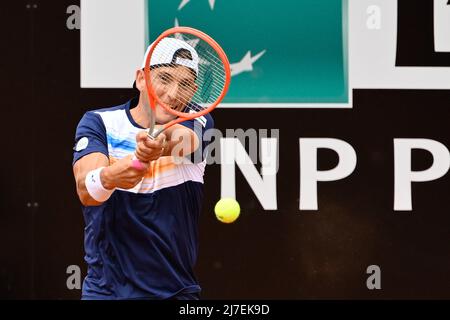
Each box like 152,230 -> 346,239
132,26 -> 231,168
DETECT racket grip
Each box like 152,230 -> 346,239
147,127 -> 160,140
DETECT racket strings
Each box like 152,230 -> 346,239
149,33 -> 227,115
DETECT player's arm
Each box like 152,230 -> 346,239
73,152 -> 110,206
73,111 -> 166,206
73,152 -> 153,206
74,132 -> 166,206
159,124 -> 200,157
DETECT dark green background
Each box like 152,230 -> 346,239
147,0 -> 348,104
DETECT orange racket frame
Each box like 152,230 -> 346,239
144,26 -> 231,136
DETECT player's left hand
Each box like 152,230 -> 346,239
134,131 -> 167,163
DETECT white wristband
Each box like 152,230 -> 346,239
85,167 -> 115,202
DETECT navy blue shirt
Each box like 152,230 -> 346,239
73,98 -> 214,299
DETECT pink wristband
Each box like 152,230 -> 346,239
131,159 -> 146,171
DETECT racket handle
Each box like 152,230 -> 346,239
148,127 -> 163,139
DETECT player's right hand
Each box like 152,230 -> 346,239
101,155 -> 150,190
134,130 -> 167,163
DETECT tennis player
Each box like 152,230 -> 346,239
72,38 -> 213,300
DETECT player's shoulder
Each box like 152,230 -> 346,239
79,99 -> 133,125
203,112 -> 214,125
187,103 -> 215,128
189,112 -> 214,131
87,101 -> 129,116
195,111 -> 215,130
77,100 -> 131,136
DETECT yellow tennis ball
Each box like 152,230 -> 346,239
214,198 -> 240,223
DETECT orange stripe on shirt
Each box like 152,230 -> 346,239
109,155 -> 177,178
144,160 -> 177,179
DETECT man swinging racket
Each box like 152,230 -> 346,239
72,33 -> 220,300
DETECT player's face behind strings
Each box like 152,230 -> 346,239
152,65 -> 198,124
135,65 -> 197,125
